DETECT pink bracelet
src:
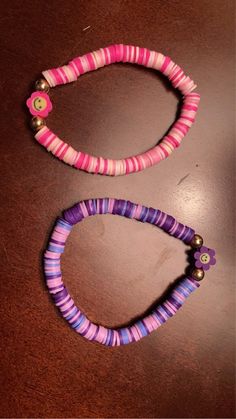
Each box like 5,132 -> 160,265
27,44 -> 200,176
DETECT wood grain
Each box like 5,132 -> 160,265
0,0 -> 235,417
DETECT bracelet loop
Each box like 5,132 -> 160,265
27,44 -> 200,176
44,198 -> 216,346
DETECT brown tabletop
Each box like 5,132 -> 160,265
0,1 -> 235,418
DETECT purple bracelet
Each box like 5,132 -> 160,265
44,198 -> 216,346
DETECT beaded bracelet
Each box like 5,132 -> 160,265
44,198 -> 216,346
27,44 -> 200,176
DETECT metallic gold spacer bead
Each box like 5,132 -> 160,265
190,234 -> 203,249
191,267 -> 205,281
30,116 -> 45,131
35,78 -> 50,93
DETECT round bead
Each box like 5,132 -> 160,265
191,268 -> 205,281
35,78 -> 50,93
190,234 -> 203,248
30,116 -> 45,131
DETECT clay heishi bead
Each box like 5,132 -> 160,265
190,234 -> 203,248
31,116 -> 45,131
191,268 -> 205,281
35,78 -> 50,93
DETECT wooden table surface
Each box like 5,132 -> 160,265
0,1 -> 235,418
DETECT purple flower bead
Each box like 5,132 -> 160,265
194,246 -> 216,271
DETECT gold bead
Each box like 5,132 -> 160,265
30,116 -> 45,131
191,268 -> 205,281
190,234 -> 203,248
35,78 -> 50,92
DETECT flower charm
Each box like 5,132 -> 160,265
194,246 -> 216,271
26,91 -> 52,117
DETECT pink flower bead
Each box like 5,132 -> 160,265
26,91 -> 52,117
